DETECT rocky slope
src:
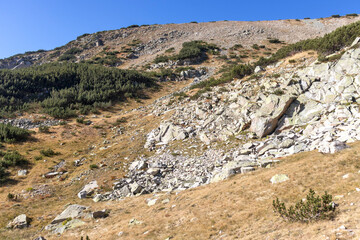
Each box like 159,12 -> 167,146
90,38 -> 360,201
1,16 -> 360,70
2,17 -> 360,240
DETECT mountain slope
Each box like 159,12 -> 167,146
1,16 -> 360,240
1,16 -> 360,70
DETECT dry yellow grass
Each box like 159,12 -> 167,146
1,140 -> 360,239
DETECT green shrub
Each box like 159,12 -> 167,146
39,126 -> 50,133
0,124 -> 30,143
34,155 -> 43,161
40,148 -> 60,157
127,25 -> 139,28
346,13 -> 358,17
269,39 -> 282,44
49,51 -> 61,58
256,20 -> 360,67
331,14 -> 341,18
89,164 -> 99,170
76,118 -> 85,124
273,89 -> 285,96
64,48 -> 82,55
231,44 -> 243,50
154,55 -> 170,63
0,63 -> 155,118
177,43 -> 203,60
58,54 -> 76,61
0,166 -> 9,183
115,117 -> 127,124
153,41 -> 218,63
273,189 -> 336,222
7,192 -> 15,200
252,44 -> 260,50
1,151 -> 27,167
230,64 -> 254,79
165,48 -> 175,53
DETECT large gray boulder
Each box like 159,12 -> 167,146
318,140 -> 348,154
250,94 -> 296,138
51,204 -> 88,224
7,214 -> 30,229
77,180 -> 98,199
144,122 -> 188,148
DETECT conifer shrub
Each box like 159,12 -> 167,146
38,126 -> 50,133
127,25 -> 139,28
269,38 -> 282,44
89,164 -> 99,170
0,150 -> 28,183
64,48 -> 82,55
230,64 -> 254,79
346,13 -> 358,17
0,63 -> 155,118
256,20 -> 360,67
0,124 -> 30,143
154,41 -> 219,63
0,166 -> 9,183
40,148 -> 60,157
1,151 -> 27,167
273,189 -> 337,222
58,54 -> 76,61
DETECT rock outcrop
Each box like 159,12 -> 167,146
7,214 -> 30,229
97,40 -> 360,201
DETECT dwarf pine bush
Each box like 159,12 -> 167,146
273,189 -> 337,222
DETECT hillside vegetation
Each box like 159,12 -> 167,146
257,20 -> 360,66
0,63 -> 155,118
191,20 -> 360,93
154,40 -> 219,64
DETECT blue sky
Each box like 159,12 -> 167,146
0,0 -> 359,59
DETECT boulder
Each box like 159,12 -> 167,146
318,141 -> 348,154
129,182 -> 143,194
159,123 -> 188,143
279,139 -> 295,149
92,209 -> 109,219
210,161 -> 254,183
250,94 -> 296,138
118,185 -> 131,197
46,219 -> 85,234
147,168 -> 160,176
147,198 -> 158,206
51,204 -> 88,224
77,180 -> 98,199
254,66 -> 265,74
270,174 -> 289,184
7,214 -> 30,229
93,194 -> 103,202
17,169 -> 28,176
129,160 -> 148,171
351,36 -> 360,48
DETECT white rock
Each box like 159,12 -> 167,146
7,214 -> 29,229
270,174 -> 289,184
77,180 -> 98,199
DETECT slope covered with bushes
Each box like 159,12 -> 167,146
0,63 -> 155,118
257,20 -> 360,66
